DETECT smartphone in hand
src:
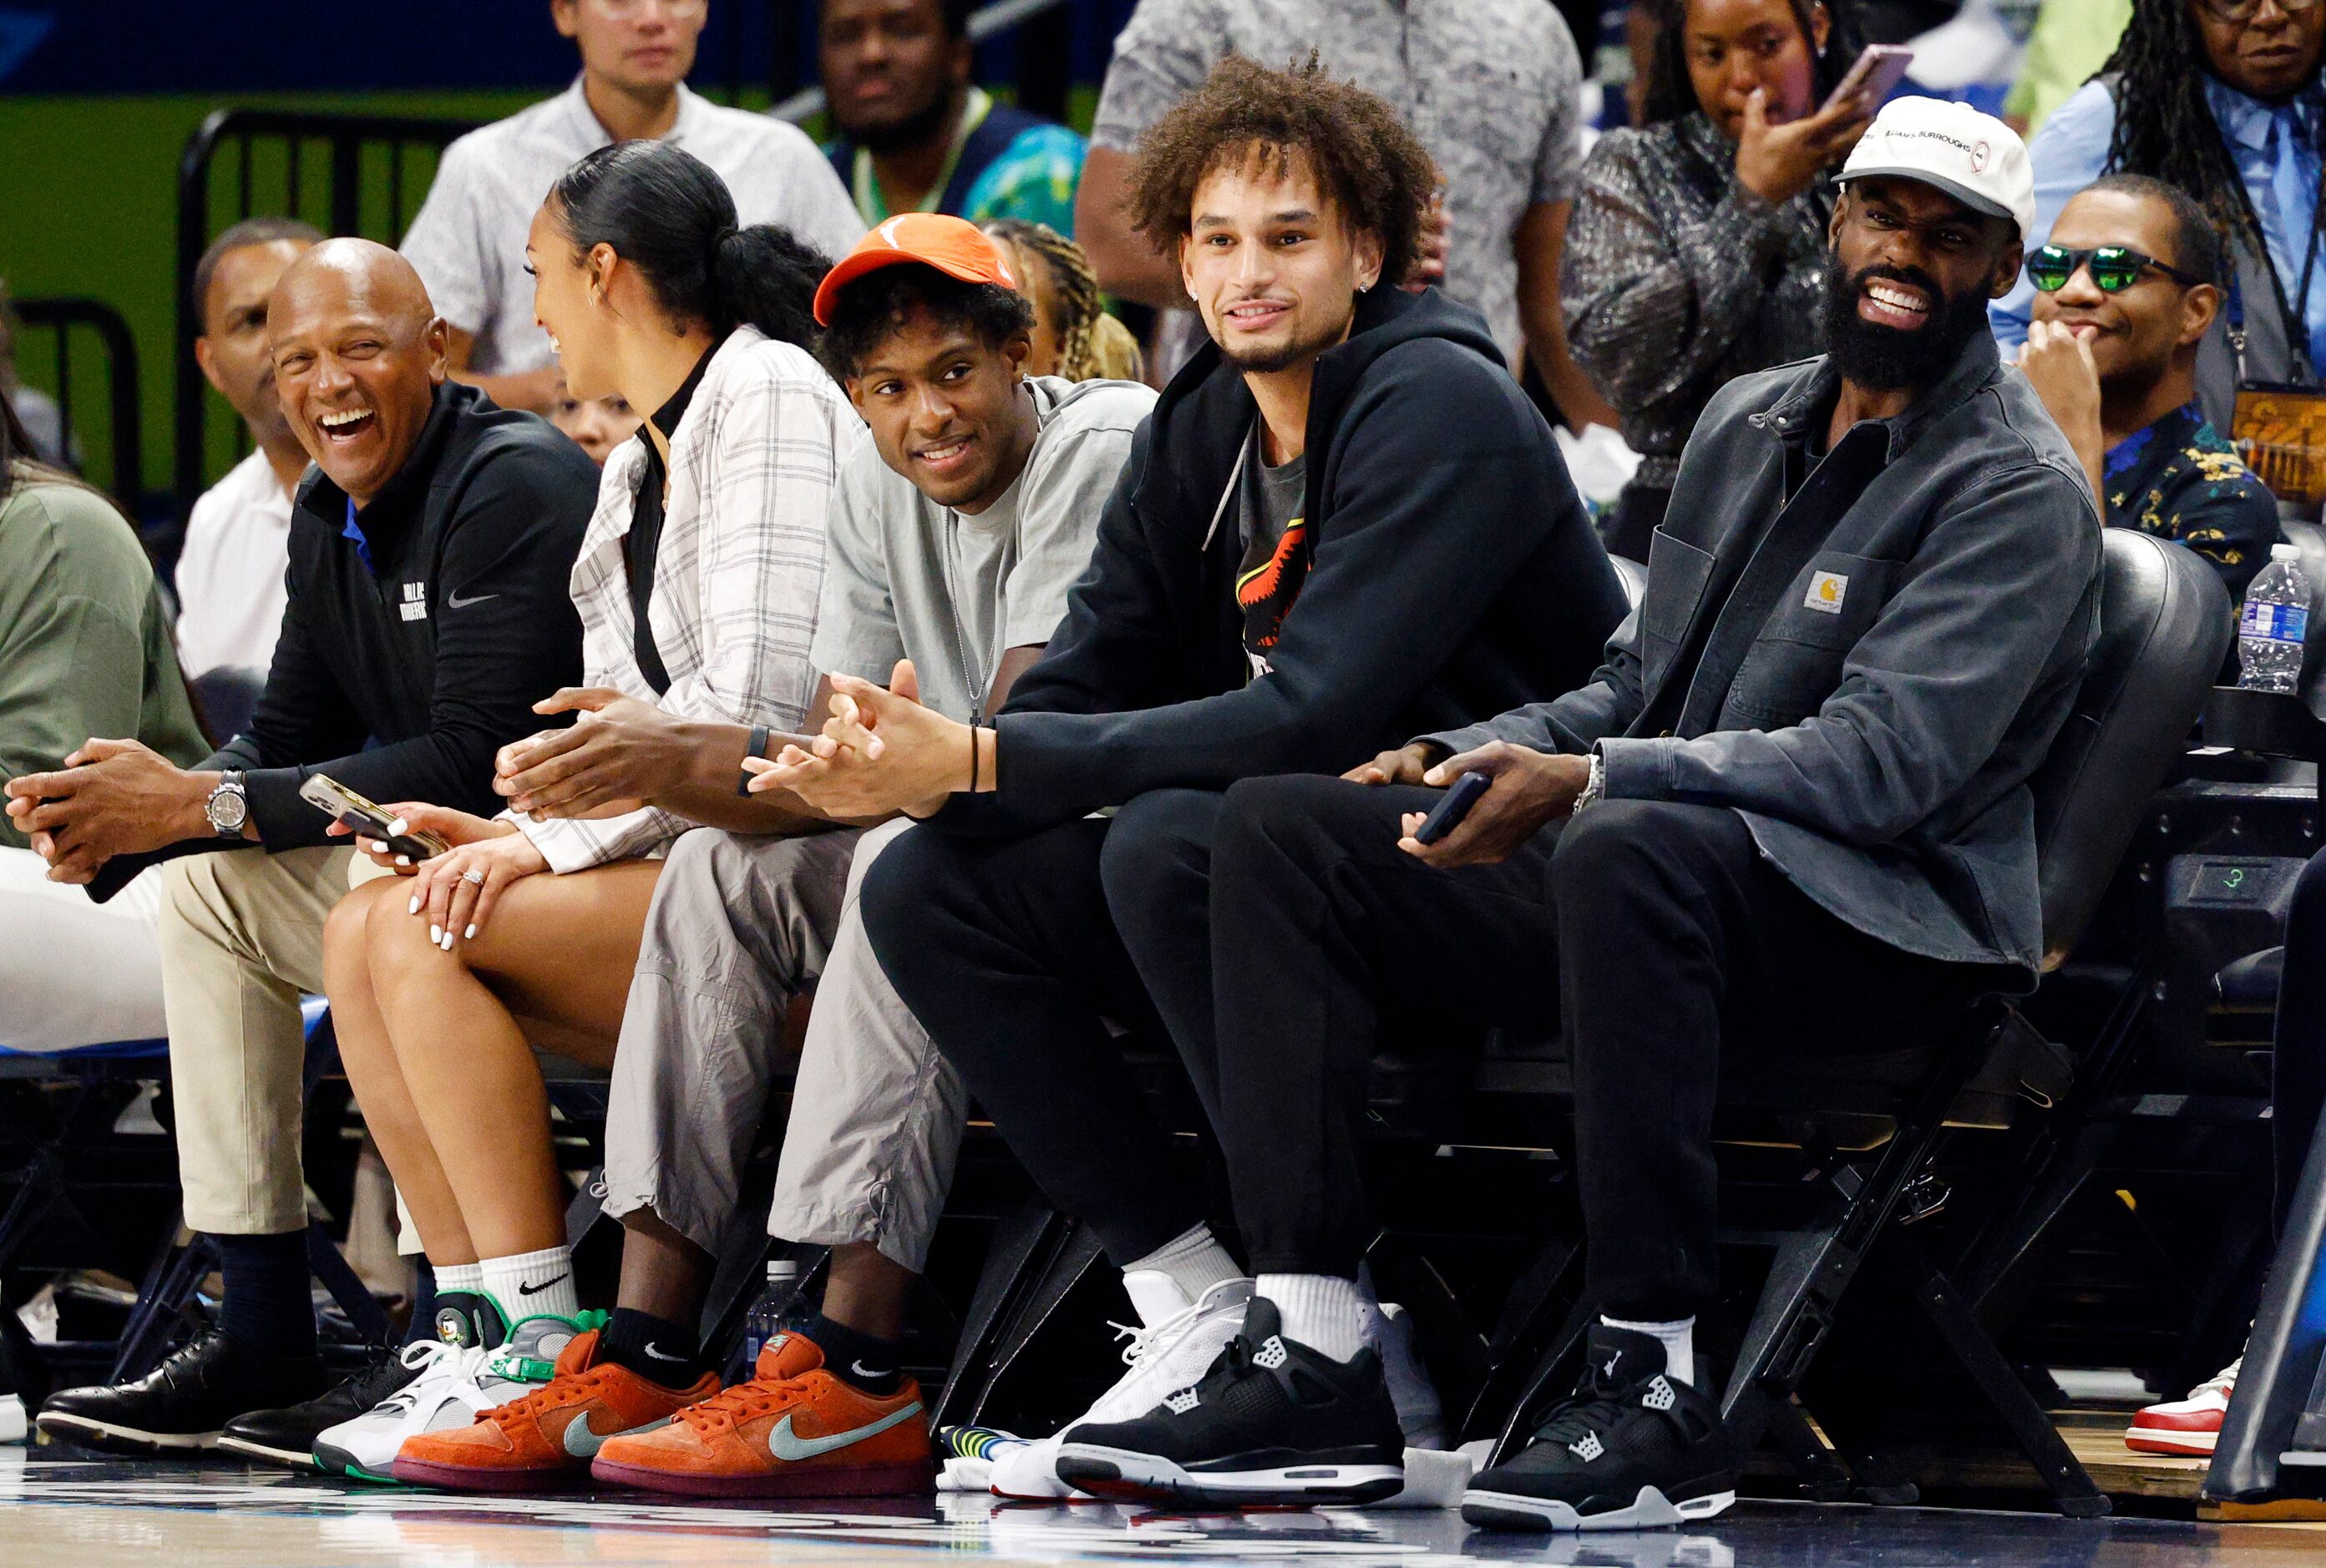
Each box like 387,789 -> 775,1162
297,772 -> 450,861
1413,771 -> 1492,846
1822,44 -> 1913,114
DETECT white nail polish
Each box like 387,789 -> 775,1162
408,895 -> 419,914
464,924 -> 476,939
396,854 -> 411,867
442,931 -> 455,950
387,817 -> 408,836
430,924 -> 441,943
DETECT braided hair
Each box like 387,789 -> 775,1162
979,219 -> 1145,382
2097,0 -> 2276,260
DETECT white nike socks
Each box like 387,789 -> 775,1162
1603,1313 -> 1695,1387
1259,1273 -> 1366,1363
480,1244 -> 578,1323
1123,1222 -> 1244,1309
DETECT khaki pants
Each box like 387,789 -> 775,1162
157,845 -> 386,1236
602,818 -> 966,1274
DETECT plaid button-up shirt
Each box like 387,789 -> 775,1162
514,326 -> 849,873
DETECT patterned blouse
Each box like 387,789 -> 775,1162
2100,402 -> 2280,600
1562,112 -> 1834,490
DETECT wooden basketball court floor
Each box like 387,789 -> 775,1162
5,1434 -> 2326,1568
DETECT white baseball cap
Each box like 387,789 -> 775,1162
1837,96 -> 2035,246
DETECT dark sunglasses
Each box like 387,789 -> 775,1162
2025,244 -> 2203,294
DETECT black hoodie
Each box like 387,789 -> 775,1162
933,286 -> 1629,838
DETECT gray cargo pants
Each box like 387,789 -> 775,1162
599,817 -> 967,1273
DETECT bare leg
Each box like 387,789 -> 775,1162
616,1208 -> 714,1322
823,1242 -> 914,1341
364,860 -> 662,1262
325,878 -> 477,1265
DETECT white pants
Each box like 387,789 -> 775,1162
0,846 -> 168,1051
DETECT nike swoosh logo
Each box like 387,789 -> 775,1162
445,590 -> 499,609
643,1344 -> 684,1363
518,1275 -> 569,1297
561,1410 -> 666,1459
849,1360 -> 889,1379
765,1400 -> 921,1463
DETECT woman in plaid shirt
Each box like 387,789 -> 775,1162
304,143 -> 864,1481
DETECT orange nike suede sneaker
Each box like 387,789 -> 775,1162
590,1328 -> 934,1498
389,1326 -> 717,1492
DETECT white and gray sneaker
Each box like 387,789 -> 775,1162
311,1292 -> 540,1483
990,1272 -> 1255,1501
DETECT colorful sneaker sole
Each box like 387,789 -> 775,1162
1462,1482 -> 1736,1532
389,1456 -> 592,1493
588,1454 -> 935,1499
1057,1444 -> 1403,1509
2126,1425 -> 2219,1457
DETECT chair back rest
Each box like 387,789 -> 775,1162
2030,529 -> 2231,969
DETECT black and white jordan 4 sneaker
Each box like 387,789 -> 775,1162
1462,1323 -> 1736,1532
1055,1297 -> 1406,1509
37,1330 -> 327,1456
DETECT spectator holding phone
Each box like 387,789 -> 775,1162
1565,0 -> 1878,559
15,240 -> 596,1460
307,144 -> 857,1485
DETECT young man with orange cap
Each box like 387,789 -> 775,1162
378,214 -> 1153,1497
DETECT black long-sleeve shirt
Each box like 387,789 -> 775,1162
91,381 -> 593,898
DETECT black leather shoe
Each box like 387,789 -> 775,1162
37,1330 -> 328,1456
218,1344 -> 418,1469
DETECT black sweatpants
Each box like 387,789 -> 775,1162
857,790 -> 1230,1267
1209,776 -> 1997,1321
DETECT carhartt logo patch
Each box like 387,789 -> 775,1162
1804,572 -> 1848,615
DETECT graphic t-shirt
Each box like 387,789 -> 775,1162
1235,420 -> 1309,676
2100,402 -> 2281,600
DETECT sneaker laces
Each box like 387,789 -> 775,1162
375,1339 -> 482,1413
678,1370 -> 814,1433
484,1365 -> 616,1432
1108,1296 -> 1205,1372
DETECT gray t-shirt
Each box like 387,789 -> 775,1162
1235,422 -> 1308,675
1091,0 -> 1584,363
812,375 -> 1158,723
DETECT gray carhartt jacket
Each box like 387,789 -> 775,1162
1423,331 -> 2102,982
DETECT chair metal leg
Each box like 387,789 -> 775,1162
110,1227 -> 212,1383
1760,1395 -> 1854,1501
961,1219 -> 1106,1429
1888,1232 -> 2110,1518
305,1220 -> 392,1347
933,1198 -> 1071,1428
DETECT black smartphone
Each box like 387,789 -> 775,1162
1413,771 -> 1492,846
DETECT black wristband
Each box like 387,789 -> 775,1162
739,724 -> 769,797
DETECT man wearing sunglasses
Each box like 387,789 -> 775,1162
1992,0 -> 2326,431
2018,175 -> 2280,597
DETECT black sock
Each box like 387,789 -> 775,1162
786,1308 -> 901,1396
403,1259 -> 439,1348
601,1308 -> 706,1388
213,1231 -> 317,1358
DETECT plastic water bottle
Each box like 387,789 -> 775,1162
2239,543 -> 2313,695
743,1257 -> 803,1366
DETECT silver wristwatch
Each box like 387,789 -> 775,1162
1572,750 -> 1606,816
205,771 -> 249,837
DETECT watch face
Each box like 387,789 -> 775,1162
210,787 -> 248,833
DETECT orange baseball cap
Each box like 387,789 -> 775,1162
812,213 -> 1021,326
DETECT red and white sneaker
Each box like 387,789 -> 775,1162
2126,1357 -> 2239,1456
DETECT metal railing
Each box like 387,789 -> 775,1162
175,109 -> 476,509
11,296 -> 143,509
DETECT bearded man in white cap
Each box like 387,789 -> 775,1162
1022,96 -> 2105,1532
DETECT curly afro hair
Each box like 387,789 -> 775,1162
1123,53 -> 1438,290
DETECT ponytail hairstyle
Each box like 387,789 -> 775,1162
978,218 -> 1144,382
548,140 -> 829,352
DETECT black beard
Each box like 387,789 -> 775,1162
840,83 -> 957,155
1821,256 -> 1990,392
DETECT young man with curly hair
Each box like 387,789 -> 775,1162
747,55 -> 1628,1502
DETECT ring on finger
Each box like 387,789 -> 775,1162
462,868 -> 486,886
